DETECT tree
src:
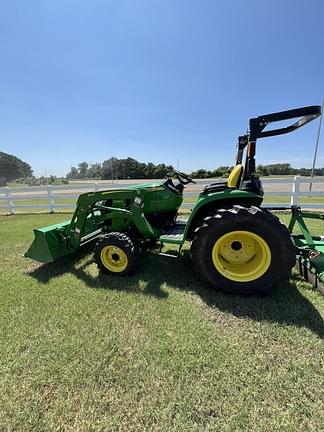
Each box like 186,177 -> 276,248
0,151 -> 33,181
299,168 -> 311,176
102,157 -> 119,179
124,158 -> 144,178
66,166 -> 78,178
191,169 -> 208,179
166,165 -> 175,177
146,162 -> 155,178
256,165 -> 270,176
87,163 -> 102,179
152,163 -> 168,178
78,162 -> 89,178
210,166 -> 230,177
265,163 -> 293,175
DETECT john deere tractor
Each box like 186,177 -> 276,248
25,105 -> 322,295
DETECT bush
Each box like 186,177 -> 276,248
12,176 -> 69,186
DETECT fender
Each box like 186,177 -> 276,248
183,189 -> 263,241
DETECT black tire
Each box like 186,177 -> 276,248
190,205 -> 295,295
95,232 -> 139,276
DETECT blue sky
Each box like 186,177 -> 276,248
0,0 -> 323,176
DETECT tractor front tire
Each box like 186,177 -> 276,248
95,232 -> 139,276
191,205 -> 295,295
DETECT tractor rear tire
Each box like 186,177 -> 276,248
190,205 -> 295,295
95,232 -> 139,276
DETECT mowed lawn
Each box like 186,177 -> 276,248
0,214 -> 323,432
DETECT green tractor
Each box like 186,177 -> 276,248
25,105 -> 322,295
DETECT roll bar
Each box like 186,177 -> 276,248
236,105 -> 322,179
249,105 -> 321,140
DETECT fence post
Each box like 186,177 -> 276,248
47,185 -> 55,213
291,176 -> 300,206
94,183 -> 99,192
5,186 -> 15,215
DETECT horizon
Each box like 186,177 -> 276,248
5,151 -> 324,180
1,1 -> 323,176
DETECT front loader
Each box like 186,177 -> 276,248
25,105 -> 323,295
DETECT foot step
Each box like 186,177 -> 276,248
157,252 -> 179,258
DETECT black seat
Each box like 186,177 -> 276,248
203,180 -> 228,194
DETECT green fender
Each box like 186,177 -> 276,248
182,189 -> 263,241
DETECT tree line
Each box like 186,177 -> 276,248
65,159 -> 324,179
3,151 -> 324,186
66,157 -> 175,179
191,163 -> 324,178
255,163 -> 324,177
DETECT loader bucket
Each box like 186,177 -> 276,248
24,220 -> 71,263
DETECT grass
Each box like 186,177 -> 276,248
0,213 -> 323,431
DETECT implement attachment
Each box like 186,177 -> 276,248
24,188 -> 160,264
289,206 -> 324,295
25,220 -> 71,263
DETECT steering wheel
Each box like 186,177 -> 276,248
174,170 -> 196,185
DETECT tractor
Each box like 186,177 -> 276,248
25,105 -> 323,295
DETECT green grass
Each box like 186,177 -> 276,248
279,212 -> 324,236
0,214 -> 323,431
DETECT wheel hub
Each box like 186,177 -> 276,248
100,245 -> 128,272
212,230 -> 271,282
231,240 -> 242,251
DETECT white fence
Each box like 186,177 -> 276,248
0,176 -> 324,215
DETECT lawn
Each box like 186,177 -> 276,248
0,214 -> 323,432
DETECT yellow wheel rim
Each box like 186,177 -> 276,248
212,230 -> 271,282
100,245 -> 128,273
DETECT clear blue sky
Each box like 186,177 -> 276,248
0,0 -> 323,176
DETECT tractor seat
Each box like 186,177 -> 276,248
203,164 -> 243,194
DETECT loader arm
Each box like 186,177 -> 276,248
67,188 -> 161,250
25,188 -> 160,263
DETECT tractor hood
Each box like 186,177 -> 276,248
126,179 -> 183,215
126,181 -> 166,191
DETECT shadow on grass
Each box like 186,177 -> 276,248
28,244 -> 169,299
28,247 -> 324,338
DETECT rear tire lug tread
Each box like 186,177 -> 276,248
190,205 -> 296,295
